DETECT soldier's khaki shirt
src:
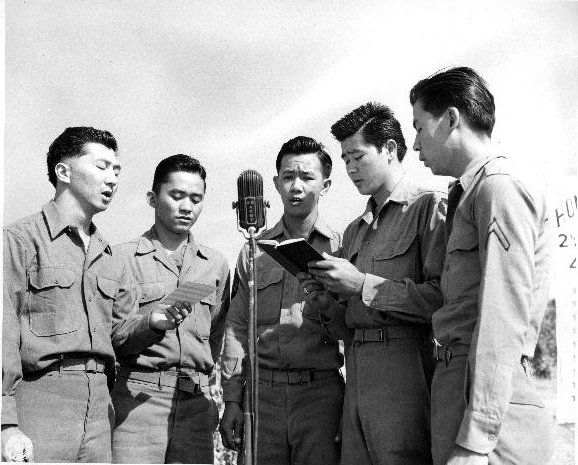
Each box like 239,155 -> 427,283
111,227 -> 230,374
2,201 -> 139,426
338,175 -> 447,328
221,217 -> 342,404
434,155 -> 553,454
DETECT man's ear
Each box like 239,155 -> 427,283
320,178 -> 332,196
55,162 -> 71,184
146,190 -> 156,208
386,139 -> 398,162
273,175 -> 280,194
447,107 -> 460,131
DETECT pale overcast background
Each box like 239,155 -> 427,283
3,1 -> 577,268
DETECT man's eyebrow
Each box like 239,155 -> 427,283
341,149 -> 362,159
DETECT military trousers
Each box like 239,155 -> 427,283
15,370 -> 113,463
256,370 -> 344,465
111,374 -> 219,464
341,334 -> 432,465
431,356 -> 554,465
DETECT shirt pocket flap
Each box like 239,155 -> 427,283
199,292 -> 216,306
448,232 -> 478,252
29,268 -> 76,289
139,282 -> 166,304
256,268 -> 284,289
97,276 -> 120,299
375,234 -> 416,260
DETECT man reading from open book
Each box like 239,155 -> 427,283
220,136 -> 347,465
110,154 -> 230,464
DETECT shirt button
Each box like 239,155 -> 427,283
365,241 -> 371,245
488,434 -> 496,442
88,296 -> 93,302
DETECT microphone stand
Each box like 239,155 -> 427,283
242,226 -> 259,465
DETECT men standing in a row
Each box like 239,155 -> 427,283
220,136 -> 345,465
2,127 -> 128,462
411,67 -> 554,465
302,103 -> 447,464
111,154 -> 230,464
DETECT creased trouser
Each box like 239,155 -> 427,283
15,371 -> 113,463
256,374 -> 344,465
111,377 -> 218,464
431,356 -> 554,465
341,337 -> 432,465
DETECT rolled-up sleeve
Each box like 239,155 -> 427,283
2,282 -> 22,427
455,175 -> 543,453
209,260 -> 231,364
111,259 -> 166,356
221,248 -> 250,404
2,231 -> 27,427
360,192 -> 446,323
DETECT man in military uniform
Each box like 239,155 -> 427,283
110,154 -> 230,463
2,127 -> 134,462
410,66 -> 554,465
302,103 -> 447,465
219,136 -> 346,465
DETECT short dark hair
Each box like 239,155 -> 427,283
276,136 -> 332,178
409,66 -> 496,137
47,126 -> 117,187
152,154 -> 207,193
330,102 -> 407,161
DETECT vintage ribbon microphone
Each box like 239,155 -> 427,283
232,170 -> 269,465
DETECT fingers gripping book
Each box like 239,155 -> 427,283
256,238 -> 324,276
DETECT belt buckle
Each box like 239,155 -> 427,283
287,370 -> 303,384
433,339 -> 443,361
85,358 -> 97,372
377,329 -> 384,342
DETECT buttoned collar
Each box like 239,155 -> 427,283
362,173 -> 411,224
136,226 -> 209,260
459,154 -> 506,192
260,215 -> 334,241
42,200 -> 108,253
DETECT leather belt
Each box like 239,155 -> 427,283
259,368 -> 340,385
353,326 -> 424,343
117,366 -> 210,393
58,356 -> 108,373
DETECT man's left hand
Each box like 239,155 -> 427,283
307,252 -> 365,296
446,446 -> 489,465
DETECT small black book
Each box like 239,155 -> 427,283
257,238 -> 325,276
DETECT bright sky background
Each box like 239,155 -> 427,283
3,1 -> 577,268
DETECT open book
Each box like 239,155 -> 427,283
159,281 -> 216,306
257,238 -> 325,276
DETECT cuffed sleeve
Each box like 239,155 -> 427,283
111,262 -> 166,356
2,282 -> 22,427
2,231 -> 28,427
221,249 -> 250,405
209,261 -> 231,363
359,192 -> 446,323
455,174 -> 543,454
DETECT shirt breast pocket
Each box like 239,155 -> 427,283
255,267 -> 284,325
444,232 -> 479,302
27,267 -> 79,336
193,293 -> 215,340
138,281 -> 166,313
372,233 -> 417,279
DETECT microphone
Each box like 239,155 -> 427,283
232,170 -> 268,236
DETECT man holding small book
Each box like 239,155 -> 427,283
110,155 -> 231,463
300,103 -> 447,464
220,136 -> 347,465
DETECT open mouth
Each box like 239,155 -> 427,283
289,197 -> 303,204
101,191 -> 113,200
